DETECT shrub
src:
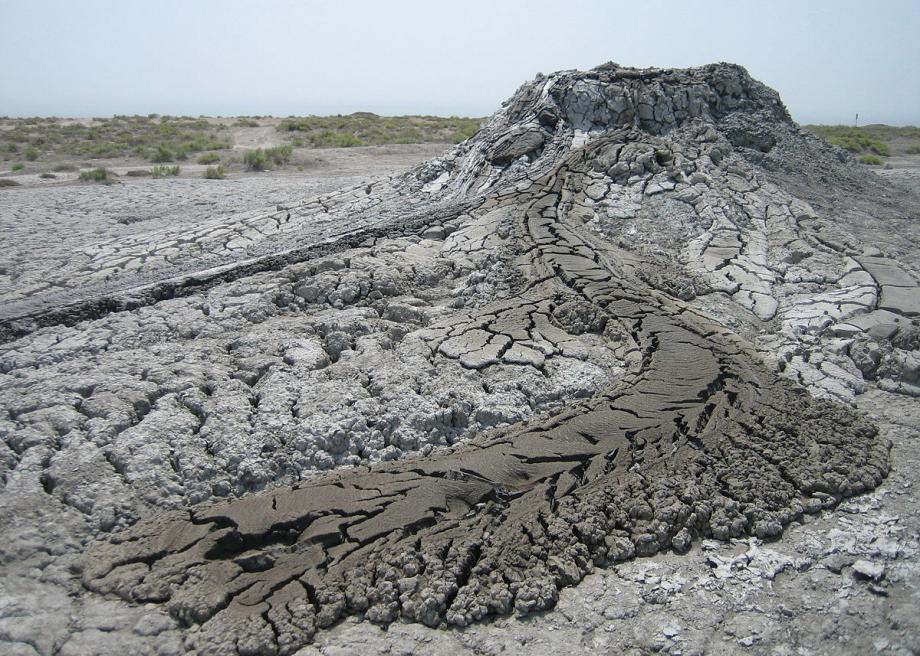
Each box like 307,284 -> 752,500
243,148 -> 268,171
309,130 -> 365,148
0,178 -> 20,187
24,146 -> 39,161
197,152 -> 221,164
39,172 -> 56,179
859,154 -> 883,165
151,144 -> 175,162
53,163 -> 77,172
151,165 -> 180,177
234,118 -> 259,127
906,144 -> 920,155
11,163 -> 24,171
79,167 -> 110,182
203,164 -> 227,179
267,144 -> 292,164
242,144 -> 294,170
126,169 -> 151,177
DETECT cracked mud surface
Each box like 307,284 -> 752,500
2,64 -> 919,655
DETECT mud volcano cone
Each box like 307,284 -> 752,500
81,63 -> 890,655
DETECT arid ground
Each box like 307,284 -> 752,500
1,64 -> 919,656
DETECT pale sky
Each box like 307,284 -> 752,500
1,0 -> 918,125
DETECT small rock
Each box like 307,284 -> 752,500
823,552 -> 855,574
852,559 -> 885,581
421,226 -> 445,240
133,612 -> 176,636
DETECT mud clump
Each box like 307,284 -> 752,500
65,63 -> 904,655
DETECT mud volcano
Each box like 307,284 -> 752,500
5,63 -> 914,655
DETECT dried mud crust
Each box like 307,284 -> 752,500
3,62 -> 917,655
83,142 -> 887,654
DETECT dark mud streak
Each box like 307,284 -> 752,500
80,64 -> 890,655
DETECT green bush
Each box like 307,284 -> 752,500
243,145 -> 292,170
234,118 -> 259,127
151,165 -> 180,177
11,163 -> 24,171
203,164 -> 228,179
53,163 -> 78,172
79,167 -> 110,182
151,144 -> 175,162
859,154 -> 883,165
267,144 -> 292,164
906,144 -> 920,155
309,130 -> 365,148
0,178 -> 20,187
243,149 -> 268,171
197,152 -> 221,164
24,146 -> 39,161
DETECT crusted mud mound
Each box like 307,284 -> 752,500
2,64 -> 916,655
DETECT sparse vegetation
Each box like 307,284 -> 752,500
126,169 -> 151,177
0,115 -> 230,162
151,144 -> 176,163
53,163 -> 77,172
805,124 -> 920,160
39,172 -> 56,179
309,130 -> 367,148
243,144 -> 293,171
0,114 -> 483,170
0,178 -> 20,187
859,154 -> 884,165
806,125 -> 890,155
79,167 -> 111,183
277,113 -> 481,147
11,164 -> 24,171
242,149 -> 268,171
151,165 -> 181,177
203,164 -> 228,179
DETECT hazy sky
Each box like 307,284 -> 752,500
1,0 -> 918,124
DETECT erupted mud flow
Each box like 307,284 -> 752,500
2,64 -> 918,655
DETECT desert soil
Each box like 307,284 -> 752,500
1,64 -> 919,656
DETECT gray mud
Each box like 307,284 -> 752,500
2,64 -> 919,655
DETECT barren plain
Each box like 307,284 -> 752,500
1,63 -> 919,655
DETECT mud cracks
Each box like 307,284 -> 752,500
83,138 -> 889,655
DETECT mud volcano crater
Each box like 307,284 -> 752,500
3,63 -> 899,655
